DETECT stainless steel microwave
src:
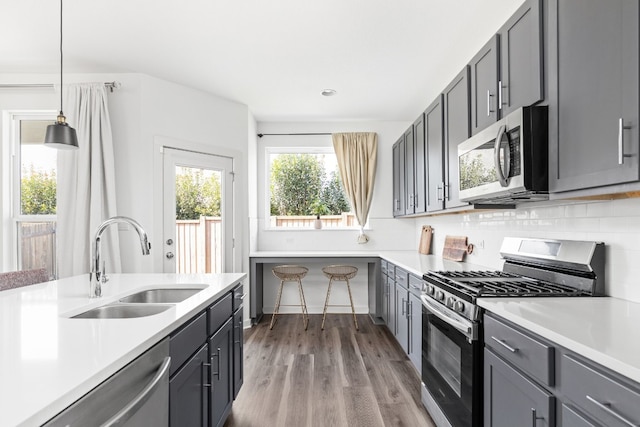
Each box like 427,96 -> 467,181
458,106 -> 548,204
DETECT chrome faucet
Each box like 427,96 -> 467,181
90,216 -> 151,298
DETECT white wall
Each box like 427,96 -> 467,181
413,198 -> 640,303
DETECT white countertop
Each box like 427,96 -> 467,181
250,250 -> 491,279
478,297 -> 640,384
0,272 -> 246,427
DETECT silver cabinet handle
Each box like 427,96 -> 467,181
414,194 -> 418,207
487,90 -> 494,116
531,408 -> 543,426
437,184 -> 444,202
211,347 -> 221,380
444,183 -> 450,201
498,80 -> 503,110
619,118 -> 632,165
401,298 -> 406,316
101,356 -> 171,427
203,360 -> 212,387
491,336 -> 519,353
586,395 -> 638,427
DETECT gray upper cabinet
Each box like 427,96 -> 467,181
498,0 -> 543,116
443,67 -> 471,210
548,0 -> 640,193
404,126 -> 416,214
425,95 -> 445,213
392,137 -> 406,217
413,114 -> 427,214
470,36 -> 500,135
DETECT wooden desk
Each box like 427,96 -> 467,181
249,252 -> 382,325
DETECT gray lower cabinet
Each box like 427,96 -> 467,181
232,284 -> 244,399
407,289 -> 422,375
209,318 -> 233,427
386,273 -> 396,335
561,404 -> 597,427
380,260 -> 389,325
484,347 -> 555,427
394,280 -> 409,353
170,344 -> 209,427
548,0 -> 640,193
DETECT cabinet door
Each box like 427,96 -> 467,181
394,283 -> 409,354
425,95 -> 445,212
443,67 -> 471,209
484,348 -> 554,427
413,114 -> 427,214
498,0 -> 543,116
408,292 -> 422,375
549,0 -> 640,192
381,272 -> 389,324
404,126 -> 416,214
470,35 -> 499,135
392,138 -> 406,216
233,309 -> 243,399
209,318 -> 233,427
170,344 -> 209,427
387,275 -> 396,334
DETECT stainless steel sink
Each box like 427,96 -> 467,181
118,288 -> 205,304
72,304 -> 172,319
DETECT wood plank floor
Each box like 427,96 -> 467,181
225,314 -> 435,427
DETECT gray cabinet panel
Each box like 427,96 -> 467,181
413,114 -> 427,214
169,312 -> 207,377
387,275 -> 396,334
549,0 -> 640,192
209,318 -> 233,427
170,344 -> 209,427
443,67 -> 471,209
562,404 -> 597,427
233,309 -> 243,399
394,282 -> 409,353
498,0 -> 543,116
392,138 -> 406,216
404,126 -> 416,214
561,353 -> 640,427
425,95 -> 445,212
484,348 -> 554,427
470,36 -> 499,135
408,292 -> 422,375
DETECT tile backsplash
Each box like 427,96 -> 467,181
416,198 -> 640,303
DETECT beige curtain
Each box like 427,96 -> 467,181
332,132 -> 378,243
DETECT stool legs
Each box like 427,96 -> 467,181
269,279 -> 285,330
297,278 -> 309,330
345,278 -> 359,330
321,277 -> 334,330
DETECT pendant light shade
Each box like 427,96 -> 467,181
45,0 -> 79,150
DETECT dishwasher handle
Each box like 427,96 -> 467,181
101,356 -> 171,427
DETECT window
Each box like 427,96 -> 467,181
266,147 -> 356,229
8,113 -> 57,278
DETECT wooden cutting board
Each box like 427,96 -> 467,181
418,225 -> 433,254
443,235 -> 473,261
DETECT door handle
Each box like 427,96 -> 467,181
498,80 -> 503,110
618,118 -> 632,165
487,90 -> 494,116
493,125 -> 510,187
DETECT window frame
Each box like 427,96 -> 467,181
3,111 -> 57,275
264,145 -> 362,231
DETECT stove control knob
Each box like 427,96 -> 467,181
454,300 -> 465,313
426,284 -> 435,296
435,290 -> 445,301
446,296 -> 455,308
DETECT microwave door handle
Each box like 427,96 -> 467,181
493,125 -> 509,187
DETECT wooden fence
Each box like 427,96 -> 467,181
175,216 -> 222,274
17,221 -> 56,279
271,213 -> 357,228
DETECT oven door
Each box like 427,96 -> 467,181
421,294 -> 482,427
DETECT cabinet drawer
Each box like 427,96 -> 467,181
208,293 -> 233,336
232,284 -> 244,313
484,314 -> 554,386
395,267 -> 408,288
561,353 -> 640,427
408,274 -> 423,297
562,404 -> 597,427
170,312 -> 207,376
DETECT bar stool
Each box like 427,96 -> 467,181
270,265 -> 309,330
321,265 -> 359,330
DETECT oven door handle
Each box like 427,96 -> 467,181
493,124 -> 510,187
420,294 -> 477,341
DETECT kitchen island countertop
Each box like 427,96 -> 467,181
0,272 -> 246,427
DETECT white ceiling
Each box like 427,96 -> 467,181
1,0 -> 524,122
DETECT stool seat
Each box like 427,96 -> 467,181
321,265 -> 359,330
270,265 -> 309,330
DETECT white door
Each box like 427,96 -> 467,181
162,147 -> 234,273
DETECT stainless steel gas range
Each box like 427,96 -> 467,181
419,237 -> 605,427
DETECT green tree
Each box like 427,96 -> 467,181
320,171 -> 351,214
270,154 -> 325,215
459,155 -> 497,191
21,167 -> 56,215
175,168 -> 221,220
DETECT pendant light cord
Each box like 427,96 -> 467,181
59,0 -> 63,115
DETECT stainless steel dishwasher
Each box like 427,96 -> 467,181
44,338 -> 170,427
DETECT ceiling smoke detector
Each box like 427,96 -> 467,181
321,89 -> 337,97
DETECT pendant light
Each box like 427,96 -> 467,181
45,0 -> 78,150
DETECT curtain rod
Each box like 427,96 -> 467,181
0,81 -> 121,92
257,132 -> 331,138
